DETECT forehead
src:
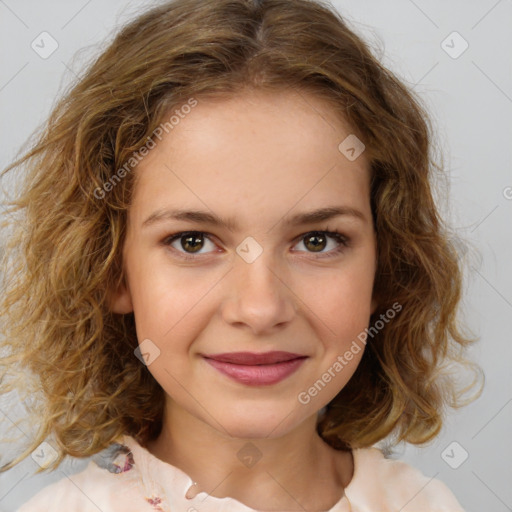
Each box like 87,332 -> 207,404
130,89 -> 371,228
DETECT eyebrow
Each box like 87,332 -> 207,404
142,206 -> 367,231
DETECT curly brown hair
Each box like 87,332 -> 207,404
0,0 -> 482,472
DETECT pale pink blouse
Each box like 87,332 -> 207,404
17,435 -> 465,511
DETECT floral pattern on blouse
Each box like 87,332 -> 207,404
91,442 -> 134,474
91,441 -> 167,509
16,434 -> 466,512
145,496 -> 165,511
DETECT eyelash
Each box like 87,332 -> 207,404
161,228 -> 349,261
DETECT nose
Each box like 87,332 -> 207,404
220,251 -> 296,335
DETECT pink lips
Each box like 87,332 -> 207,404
202,351 -> 307,386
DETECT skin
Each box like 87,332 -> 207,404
109,88 -> 378,511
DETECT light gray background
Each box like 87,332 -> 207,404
0,0 -> 511,511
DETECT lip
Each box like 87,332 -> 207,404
202,351 -> 308,386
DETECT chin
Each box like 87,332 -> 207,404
216,408 -> 306,440
225,423 -> 287,440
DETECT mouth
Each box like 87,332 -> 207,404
202,351 -> 308,386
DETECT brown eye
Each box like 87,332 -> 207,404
293,230 -> 349,258
163,231 -> 217,258
180,233 -> 205,253
303,232 -> 327,252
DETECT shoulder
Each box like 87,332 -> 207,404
16,443 -> 151,512
345,446 -> 465,512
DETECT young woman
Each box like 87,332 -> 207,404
1,0 -> 481,510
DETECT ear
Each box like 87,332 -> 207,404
107,277 -> 133,314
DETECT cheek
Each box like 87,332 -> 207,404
128,256 -> 218,339
129,268 -> 215,383
302,265 -> 374,332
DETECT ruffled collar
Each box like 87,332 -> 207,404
92,434 -> 373,511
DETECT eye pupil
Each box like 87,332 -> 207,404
182,233 -> 204,253
305,233 -> 326,252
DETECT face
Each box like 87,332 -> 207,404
110,88 -> 377,439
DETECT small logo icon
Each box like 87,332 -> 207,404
31,441 -> 58,468
441,441 -> 469,469
134,338 -> 161,366
338,134 -> 365,161
237,442 -> 262,468
236,236 -> 263,264
31,31 -> 59,59
441,31 -> 469,59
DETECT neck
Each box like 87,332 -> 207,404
145,400 -> 354,511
